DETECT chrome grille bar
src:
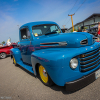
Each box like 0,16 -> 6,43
80,55 -> 99,65
80,48 -> 100,72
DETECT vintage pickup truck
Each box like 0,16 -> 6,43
10,21 -> 100,92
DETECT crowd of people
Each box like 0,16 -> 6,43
72,27 -> 87,32
0,39 -> 11,47
75,27 -> 87,32
73,22 -> 100,42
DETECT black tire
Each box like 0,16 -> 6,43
0,53 -> 7,59
38,65 -> 53,86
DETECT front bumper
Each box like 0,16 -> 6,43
65,68 -> 100,92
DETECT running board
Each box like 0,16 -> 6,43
17,61 -> 34,74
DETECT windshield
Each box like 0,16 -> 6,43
32,24 -> 61,37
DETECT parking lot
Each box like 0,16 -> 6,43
0,57 -> 100,100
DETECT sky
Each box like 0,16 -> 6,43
0,0 -> 100,43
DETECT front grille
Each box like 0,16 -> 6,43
79,48 -> 100,72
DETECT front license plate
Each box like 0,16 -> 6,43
95,69 -> 100,79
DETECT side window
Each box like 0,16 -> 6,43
20,28 -> 30,39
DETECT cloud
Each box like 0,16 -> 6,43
0,11 -> 21,43
0,0 -> 100,43
26,0 -> 75,27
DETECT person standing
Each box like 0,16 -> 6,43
7,39 -> 11,46
83,29 -> 87,32
77,27 -> 82,32
97,22 -> 100,42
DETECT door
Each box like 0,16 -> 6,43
20,27 -> 33,65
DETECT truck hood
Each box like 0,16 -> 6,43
34,32 -> 94,48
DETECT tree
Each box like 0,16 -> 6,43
91,25 -> 95,27
2,41 -> 5,45
70,29 -> 73,32
84,27 -> 88,29
70,28 -> 77,32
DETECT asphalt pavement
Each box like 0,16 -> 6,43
0,57 -> 100,100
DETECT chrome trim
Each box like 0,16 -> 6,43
40,41 -> 67,46
80,39 -> 88,45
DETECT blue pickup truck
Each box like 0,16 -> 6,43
11,21 -> 100,92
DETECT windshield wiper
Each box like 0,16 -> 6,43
45,31 -> 57,35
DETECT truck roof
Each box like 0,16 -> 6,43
20,21 -> 57,29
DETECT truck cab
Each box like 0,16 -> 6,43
19,21 -> 61,65
11,21 -> 100,92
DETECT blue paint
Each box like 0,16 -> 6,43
10,21 -> 100,86
18,61 -> 34,73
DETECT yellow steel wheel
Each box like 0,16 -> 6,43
13,57 -> 17,66
39,65 -> 48,83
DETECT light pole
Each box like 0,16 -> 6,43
17,25 -> 19,43
17,25 -> 19,29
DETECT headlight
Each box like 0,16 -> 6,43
70,58 -> 78,69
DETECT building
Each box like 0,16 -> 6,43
68,13 -> 100,32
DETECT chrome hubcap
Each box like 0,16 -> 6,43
43,69 -> 47,77
0,53 -> 6,58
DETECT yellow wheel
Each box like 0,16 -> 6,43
13,56 -> 17,66
38,65 -> 53,86
39,65 -> 48,83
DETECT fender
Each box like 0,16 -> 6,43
31,42 -> 100,86
10,48 -> 22,63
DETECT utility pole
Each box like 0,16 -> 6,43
68,14 -> 75,32
62,25 -> 66,29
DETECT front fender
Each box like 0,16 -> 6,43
10,48 -> 22,63
31,48 -> 78,86
31,42 -> 100,86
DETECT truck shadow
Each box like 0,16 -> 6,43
49,85 -> 80,94
17,65 -> 79,94
17,64 -> 36,77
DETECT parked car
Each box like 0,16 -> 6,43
88,25 -> 98,37
0,44 -> 17,59
10,21 -> 100,92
